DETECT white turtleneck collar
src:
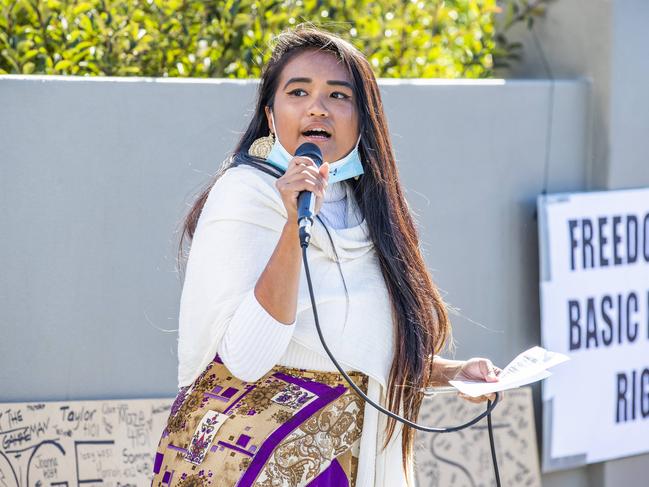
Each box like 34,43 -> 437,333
323,180 -> 347,203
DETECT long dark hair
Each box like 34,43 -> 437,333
177,25 -> 452,482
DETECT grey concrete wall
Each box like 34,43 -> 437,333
1,75 -> 590,484
497,0 -> 611,192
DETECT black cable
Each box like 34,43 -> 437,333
300,244 -> 501,485
487,399 -> 501,486
530,24 -> 556,199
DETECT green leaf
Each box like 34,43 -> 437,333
79,15 -> 93,31
23,48 -> 40,60
22,61 -> 35,73
54,59 -> 72,70
72,2 -> 93,16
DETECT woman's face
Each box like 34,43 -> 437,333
265,49 -> 360,163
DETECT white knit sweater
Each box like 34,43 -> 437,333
177,164 -> 411,486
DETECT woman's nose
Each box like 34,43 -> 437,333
307,95 -> 329,117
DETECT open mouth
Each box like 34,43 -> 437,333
301,128 -> 331,140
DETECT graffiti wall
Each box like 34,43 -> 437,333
0,398 -> 172,486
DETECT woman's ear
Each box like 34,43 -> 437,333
264,106 -> 274,135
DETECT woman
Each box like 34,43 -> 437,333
153,26 -> 501,487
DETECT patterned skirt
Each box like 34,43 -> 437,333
152,353 -> 369,487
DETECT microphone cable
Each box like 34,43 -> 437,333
301,218 -> 502,486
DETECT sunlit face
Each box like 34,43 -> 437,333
265,49 -> 360,163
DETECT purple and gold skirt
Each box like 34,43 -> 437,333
152,354 -> 369,487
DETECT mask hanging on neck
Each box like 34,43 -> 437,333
265,110 -> 364,183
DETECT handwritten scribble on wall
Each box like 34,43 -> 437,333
0,398 -> 172,486
414,386 -> 541,487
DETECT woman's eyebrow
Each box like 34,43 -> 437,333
283,77 -> 353,90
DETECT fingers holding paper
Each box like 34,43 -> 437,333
453,357 -> 503,403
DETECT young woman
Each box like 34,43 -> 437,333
152,26 -> 500,487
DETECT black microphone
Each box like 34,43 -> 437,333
295,142 -> 323,248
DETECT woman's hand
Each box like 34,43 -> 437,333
453,357 -> 503,404
275,156 -> 330,224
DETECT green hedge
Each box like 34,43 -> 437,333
0,0 -> 550,78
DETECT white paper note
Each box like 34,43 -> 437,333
448,346 -> 569,397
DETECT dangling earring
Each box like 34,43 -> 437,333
248,131 -> 275,159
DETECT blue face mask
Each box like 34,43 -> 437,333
266,111 -> 364,183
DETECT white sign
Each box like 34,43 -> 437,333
537,187 -> 649,471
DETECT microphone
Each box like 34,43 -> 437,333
295,142 -> 323,248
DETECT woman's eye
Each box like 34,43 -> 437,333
287,89 -> 350,99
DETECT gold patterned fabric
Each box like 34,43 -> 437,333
152,353 -> 369,487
